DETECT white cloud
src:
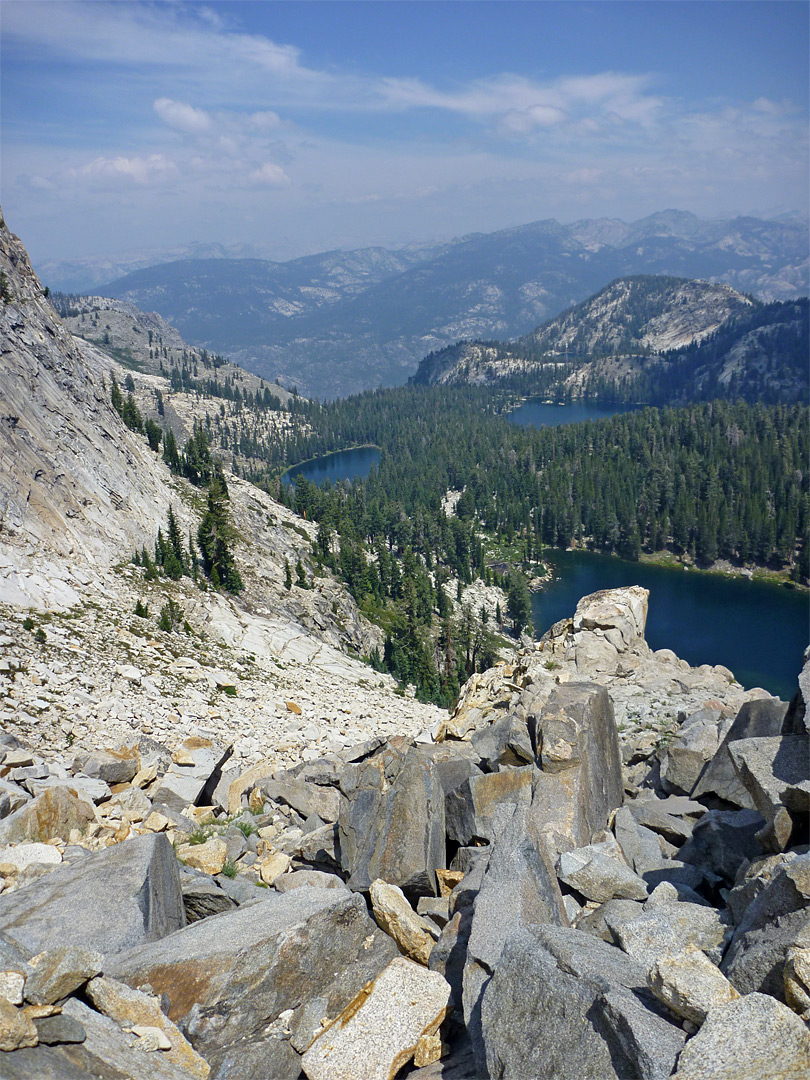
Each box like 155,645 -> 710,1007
66,154 -> 178,187
249,162 -> 291,186
154,98 -> 212,134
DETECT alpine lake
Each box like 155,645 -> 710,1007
286,403 -> 808,700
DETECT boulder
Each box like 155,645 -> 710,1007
728,735 -> 809,851
575,898 -> 645,943
648,947 -> 740,1023
210,1035 -> 301,1080
370,879 -> 438,966
274,869 -> 347,893
659,710 -> 726,796
677,808 -> 765,886
300,956 -> 452,1080
615,897 -> 732,969
672,993 -> 810,1080
0,833 -> 185,956
108,886 -> 397,1060
530,682 -> 623,849
721,853 -> 810,1000
257,777 -> 341,823
0,785 -> 95,845
0,779 -> 30,820
692,698 -> 791,806
177,837 -> 228,877
33,1012 -> 87,1045
556,839 -> 648,903
71,746 -> 139,785
625,797 -> 698,845
462,805 -> 566,1068
0,997 -> 196,1079
784,944 -> 810,1018
23,946 -> 103,1005
180,871 -> 237,923
613,806 -> 665,875
480,924 -> 684,1080
445,766 -> 533,847
469,715 -> 533,771
338,742 -> 446,898
0,842 -> 62,874
86,975 -> 210,1079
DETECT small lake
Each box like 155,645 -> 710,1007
508,400 -> 641,429
282,446 -> 381,486
531,549 -> 808,700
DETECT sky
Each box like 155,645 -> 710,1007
1,0 -> 808,265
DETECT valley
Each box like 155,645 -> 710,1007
1,205 -> 808,1079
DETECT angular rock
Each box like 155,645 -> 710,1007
300,956 -> 451,1080
615,898 -> 732,969
445,766 -> 533,847
0,997 -> 196,1079
530,682 -> 623,849
86,974 -> 210,1079
33,1012 -> 87,1045
672,993 -> 810,1080
648,947 -> 740,1023
24,946 -> 103,1005
180,872 -> 237,923
177,837 -> 227,877
557,839 -> 648,902
625,797 -> 697,844
339,742 -> 445,898
257,777 -> 341,824
370,879 -> 438,966
0,785 -> 95,845
150,771 -> 210,814
0,996 -> 38,1051
469,714 -> 533,771
784,945 -> 810,1018
109,886 -> 397,1060
0,833 -> 185,956
721,853 -> 810,1000
274,869 -> 347,893
0,968 -> 26,1005
258,850 -> 291,885
293,822 -> 340,868
0,779 -> 30,820
728,735 -> 809,851
71,746 -> 139,785
613,805 -> 665,875
677,808 -> 765,886
0,842 -> 62,874
210,1035 -> 301,1080
575,898 -> 645,943
462,804 -> 566,1067
659,710 -> 725,796
693,697 -> 791,806
480,924 -> 684,1080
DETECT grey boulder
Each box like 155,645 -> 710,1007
0,833 -> 184,956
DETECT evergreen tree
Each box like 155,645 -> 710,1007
506,571 -> 532,637
197,475 -> 242,593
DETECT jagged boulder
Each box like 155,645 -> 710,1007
728,735 -> 809,851
108,886 -> 397,1062
721,853 -> 810,1000
338,740 -> 446,897
531,682 -> 623,849
0,833 -> 184,956
480,924 -> 684,1080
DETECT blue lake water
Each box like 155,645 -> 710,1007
282,446 -> 381,486
508,399 -> 641,429
531,549 -> 809,700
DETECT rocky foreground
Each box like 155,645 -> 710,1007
0,586 -> 808,1079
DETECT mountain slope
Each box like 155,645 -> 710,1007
410,275 -> 809,405
98,212 -> 808,398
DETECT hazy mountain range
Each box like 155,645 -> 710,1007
411,275 -> 809,406
44,211 -> 808,399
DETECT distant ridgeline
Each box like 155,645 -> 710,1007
410,276 -> 809,407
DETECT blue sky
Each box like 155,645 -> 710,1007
1,1 -> 807,263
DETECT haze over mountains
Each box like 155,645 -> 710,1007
43,211 -> 809,400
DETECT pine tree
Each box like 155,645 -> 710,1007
197,475 -> 242,594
